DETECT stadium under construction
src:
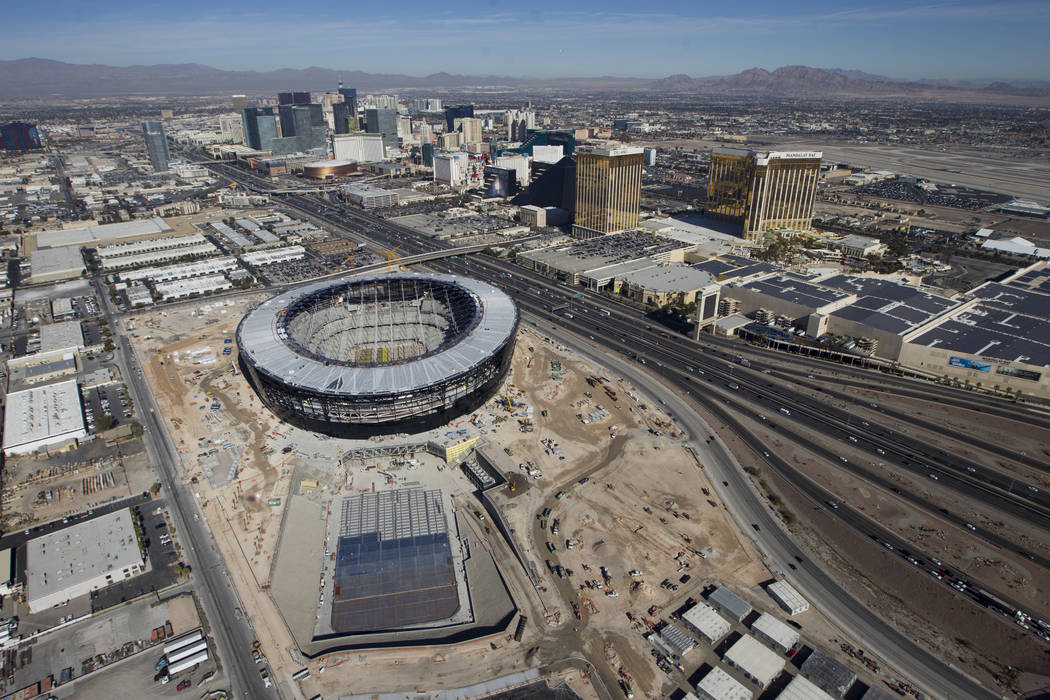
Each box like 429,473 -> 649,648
236,273 -> 519,437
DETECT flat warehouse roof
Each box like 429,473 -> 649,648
2,379 -> 85,453
25,508 -> 143,607
39,320 -> 84,353
36,217 -> 172,248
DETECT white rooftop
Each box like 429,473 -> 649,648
39,320 -> 84,353
24,508 -> 143,607
30,245 -> 84,280
681,601 -> 731,641
36,217 -> 173,249
695,666 -> 752,700
2,379 -> 85,454
724,634 -> 785,687
751,612 -> 800,650
778,674 -> 836,700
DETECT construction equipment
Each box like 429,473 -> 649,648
379,245 -> 409,273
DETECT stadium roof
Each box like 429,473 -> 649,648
238,273 -> 517,396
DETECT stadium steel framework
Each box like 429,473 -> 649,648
237,273 -> 518,436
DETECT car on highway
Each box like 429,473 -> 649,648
929,473 -> 939,480
965,523 -> 976,531
752,523 -> 761,531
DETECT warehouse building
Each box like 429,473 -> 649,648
6,354 -> 77,389
35,217 -> 173,249
766,580 -> 810,615
801,650 -> 857,697
24,508 -> 144,612
518,231 -> 689,290
2,379 -> 86,456
121,256 -> 240,284
722,634 -> 785,688
99,240 -> 218,270
154,274 -> 232,300
694,666 -> 752,700
750,612 -> 799,654
96,232 -> 212,263
681,601 -> 731,644
30,245 -> 85,283
708,585 -> 753,622
657,622 -> 695,656
240,245 -> 306,267
779,674 -> 836,700
39,320 -> 84,355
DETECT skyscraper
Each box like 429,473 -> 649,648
0,122 -> 43,151
278,91 -> 311,105
365,108 -> 398,152
456,117 -> 482,144
141,120 -> 170,172
336,84 -> 358,134
706,147 -> 822,242
241,107 -> 279,151
572,146 -> 643,238
444,105 -> 474,132
275,105 -> 327,153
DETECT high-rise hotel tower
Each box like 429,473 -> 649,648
572,146 -> 643,238
706,148 -> 821,241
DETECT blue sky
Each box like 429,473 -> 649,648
4,0 -> 1049,80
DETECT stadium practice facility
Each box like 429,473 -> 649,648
237,273 -> 518,436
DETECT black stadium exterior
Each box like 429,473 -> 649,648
236,273 -> 519,437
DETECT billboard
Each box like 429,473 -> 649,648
949,357 -> 991,372
996,365 -> 1042,382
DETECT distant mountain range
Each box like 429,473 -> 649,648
0,58 -> 1047,101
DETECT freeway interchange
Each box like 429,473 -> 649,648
183,152 -> 1050,698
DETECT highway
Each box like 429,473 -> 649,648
189,153 -> 1038,697
92,276 -> 275,699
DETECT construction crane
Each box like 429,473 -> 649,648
379,245 -> 409,273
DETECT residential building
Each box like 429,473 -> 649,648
706,147 -> 822,242
141,120 -> 170,172
643,147 -> 657,166
572,146 -> 643,238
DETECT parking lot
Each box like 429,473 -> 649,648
81,382 -> 133,432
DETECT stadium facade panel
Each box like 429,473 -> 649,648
237,273 -> 518,436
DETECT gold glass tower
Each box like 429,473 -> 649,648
706,147 -> 822,242
573,146 -> 643,238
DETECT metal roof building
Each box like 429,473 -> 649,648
657,622 -> 696,655
694,665 -> 753,700
2,379 -> 86,456
24,508 -> 144,612
750,612 -> 799,653
39,320 -> 84,354
35,217 -> 172,249
681,601 -> 731,644
237,273 -> 518,436
779,674 -> 836,700
767,580 -> 810,615
723,634 -> 785,688
801,650 -> 857,697
30,245 -> 85,283
331,489 -> 459,633
708,585 -> 753,621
